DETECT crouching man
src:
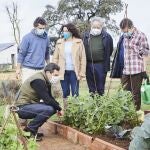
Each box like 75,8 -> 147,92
16,63 -> 63,141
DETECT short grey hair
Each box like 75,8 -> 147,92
90,16 -> 105,25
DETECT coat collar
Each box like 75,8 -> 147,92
41,71 -> 51,85
56,37 -> 82,59
57,38 -> 82,44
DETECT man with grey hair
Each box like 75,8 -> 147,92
83,16 -> 113,95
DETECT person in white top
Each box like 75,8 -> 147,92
53,23 -> 86,109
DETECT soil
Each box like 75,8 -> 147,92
38,134 -> 87,150
38,124 -> 86,150
97,134 -> 130,150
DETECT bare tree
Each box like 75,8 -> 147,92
6,2 -> 21,46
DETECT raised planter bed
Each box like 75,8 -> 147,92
90,138 -> 125,150
144,110 -> 150,115
47,121 -> 126,150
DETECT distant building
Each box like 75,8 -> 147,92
0,43 -> 17,70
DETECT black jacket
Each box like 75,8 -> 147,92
110,36 -> 124,78
31,79 -> 62,111
83,30 -> 113,72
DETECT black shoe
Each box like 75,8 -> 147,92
24,131 -> 43,141
24,132 -> 42,141
31,133 -> 43,141
24,126 -> 44,137
23,127 -> 43,141
36,132 -> 44,137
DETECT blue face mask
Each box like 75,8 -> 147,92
63,32 -> 72,40
36,28 -> 45,35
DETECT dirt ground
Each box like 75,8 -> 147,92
38,125 -> 87,150
38,134 -> 87,150
0,71 -> 17,80
97,135 -> 129,150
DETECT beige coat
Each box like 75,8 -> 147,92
52,38 -> 86,80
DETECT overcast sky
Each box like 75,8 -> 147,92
0,0 -> 150,44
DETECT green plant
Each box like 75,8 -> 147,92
0,107 -> 38,150
129,113 -> 150,150
64,89 -> 138,134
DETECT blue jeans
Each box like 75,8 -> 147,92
86,63 -> 107,95
17,103 -> 55,133
60,71 -> 79,98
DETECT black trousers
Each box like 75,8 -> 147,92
86,63 -> 107,95
121,73 -> 144,110
17,103 -> 55,133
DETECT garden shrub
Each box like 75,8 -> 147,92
64,89 -> 138,134
0,106 -> 38,150
0,80 -> 20,106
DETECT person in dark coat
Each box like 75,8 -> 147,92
110,35 -> 124,78
16,63 -> 63,141
83,17 -> 113,95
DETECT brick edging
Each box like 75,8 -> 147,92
47,121 -> 126,150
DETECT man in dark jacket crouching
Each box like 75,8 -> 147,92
16,63 -> 62,141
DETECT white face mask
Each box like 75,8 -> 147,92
36,28 -> 45,35
49,76 -> 60,84
90,28 -> 102,36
